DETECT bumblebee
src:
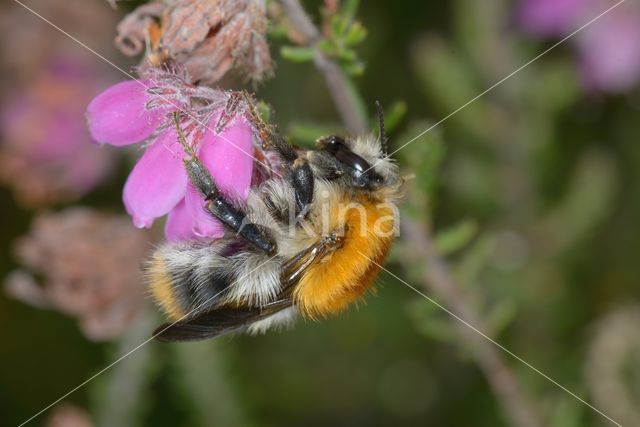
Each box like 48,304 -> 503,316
147,103 -> 403,341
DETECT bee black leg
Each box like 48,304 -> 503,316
242,97 -> 314,217
269,134 -> 298,163
241,91 -> 298,163
257,128 -> 315,218
257,127 -> 314,218
172,111 -> 275,253
290,157 -> 314,218
183,155 -> 277,255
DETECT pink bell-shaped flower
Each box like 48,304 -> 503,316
87,80 -> 169,146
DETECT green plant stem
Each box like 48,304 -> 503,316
171,342 -> 249,427
402,219 -> 543,427
94,310 -> 156,427
279,0 -> 367,135
278,2 -> 545,426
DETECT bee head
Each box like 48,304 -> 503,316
310,134 -> 400,193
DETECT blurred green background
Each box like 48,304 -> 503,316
1,0 -> 639,426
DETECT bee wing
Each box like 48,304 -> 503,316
154,235 -> 343,342
280,233 -> 345,290
153,298 -> 291,342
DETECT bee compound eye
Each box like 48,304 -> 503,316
317,135 -> 346,153
334,148 -> 371,175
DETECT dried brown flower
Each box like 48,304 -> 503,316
585,305 -> 640,426
114,1 -> 165,57
46,404 -> 93,427
116,0 -> 273,84
0,0 -> 121,206
5,208 -> 152,341
0,0 -> 119,84
321,0 -> 340,37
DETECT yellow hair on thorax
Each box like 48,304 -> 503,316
293,194 -> 396,318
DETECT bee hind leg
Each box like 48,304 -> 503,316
290,157 -> 314,219
241,91 -> 298,163
183,154 -> 277,254
240,92 -> 315,219
171,114 -> 276,254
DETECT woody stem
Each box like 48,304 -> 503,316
279,0 -> 367,135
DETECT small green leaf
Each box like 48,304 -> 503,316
396,121 -> 446,216
540,150 -> 616,251
256,101 -> 271,122
267,23 -> 289,40
330,15 -> 348,38
280,46 -> 315,62
344,22 -> 367,46
341,0 -> 360,24
415,317 -> 457,342
369,101 -> 407,136
337,47 -> 357,62
411,36 -> 489,138
288,122 -> 336,146
407,300 -> 456,343
434,220 -> 478,256
456,236 -> 493,286
342,60 -> 365,76
318,39 -> 337,56
485,300 -> 516,335
342,77 -> 369,128
549,397 -> 584,427
379,101 -> 407,134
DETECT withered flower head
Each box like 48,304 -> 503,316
5,208 -> 152,341
0,0 -> 118,82
46,404 -> 93,427
116,0 -> 273,85
585,305 -> 640,426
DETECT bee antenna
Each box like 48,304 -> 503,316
374,100 -> 387,157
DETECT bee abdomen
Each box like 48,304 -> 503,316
146,244 -> 234,320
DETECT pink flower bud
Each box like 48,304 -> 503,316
518,0 -> 584,37
87,80 -> 167,146
518,0 -> 640,93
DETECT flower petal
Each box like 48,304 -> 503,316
518,0 -> 585,37
185,116 -> 255,238
165,200 -> 196,242
123,128 -> 187,228
578,12 -> 640,93
200,116 -> 255,199
185,183 -> 226,238
87,80 -> 165,146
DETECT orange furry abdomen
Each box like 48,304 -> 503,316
147,255 -> 184,320
293,197 -> 396,318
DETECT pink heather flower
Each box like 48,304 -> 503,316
517,0 -> 640,93
86,70 -> 256,241
517,0 -> 584,37
0,56 -> 114,206
87,79 -> 168,146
